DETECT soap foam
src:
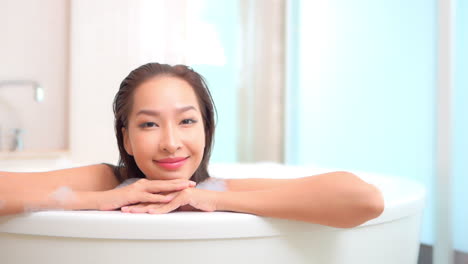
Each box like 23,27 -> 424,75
49,186 -> 77,205
195,177 -> 227,192
20,187 -> 76,213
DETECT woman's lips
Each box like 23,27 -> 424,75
154,157 -> 189,170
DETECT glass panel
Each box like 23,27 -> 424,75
289,0 -> 436,248
453,0 -> 468,260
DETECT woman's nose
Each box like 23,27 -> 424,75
159,125 -> 182,153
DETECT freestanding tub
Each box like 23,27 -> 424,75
0,162 -> 426,264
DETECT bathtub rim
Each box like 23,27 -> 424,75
0,162 -> 426,240
0,208 -> 425,240
0,176 -> 426,240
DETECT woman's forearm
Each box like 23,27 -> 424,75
0,172 -> 101,216
215,172 -> 384,228
0,182 -> 99,216
0,192 -> 100,216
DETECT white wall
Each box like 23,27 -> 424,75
69,0 -> 135,165
68,0 -> 190,165
0,0 -> 69,152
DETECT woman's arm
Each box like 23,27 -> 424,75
0,164 -> 119,216
225,178 -> 291,192
217,171 -> 384,228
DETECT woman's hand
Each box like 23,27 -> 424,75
120,187 -> 219,214
97,178 -> 196,211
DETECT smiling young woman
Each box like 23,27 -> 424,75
0,63 -> 384,228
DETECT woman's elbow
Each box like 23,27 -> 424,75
368,184 -> 385,218
347,183 -> 385,228
371,185 -> 385,218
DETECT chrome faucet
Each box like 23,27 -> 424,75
12,128 -> 25,151
0,80 -> 44,102
0,80 -> 44,151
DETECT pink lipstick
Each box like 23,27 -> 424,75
154,157 -> 189,170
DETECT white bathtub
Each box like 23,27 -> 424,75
0,161 -> 426,264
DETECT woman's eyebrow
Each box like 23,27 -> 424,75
136,106 -> 197,117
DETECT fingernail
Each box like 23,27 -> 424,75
190,181 -> 196,185
121,206 -> 128,210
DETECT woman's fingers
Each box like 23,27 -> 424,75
133,191 -> 182,206
122,203 -> 165,214
112,179 -> 194,213
98,179 -> 195,212
138,192 -> 173,204
122,202 -> 149,213
148,202 -> 179,214
122,190 -> 186,214
143,179 -> 196,193
149,190 -> 188,214
130,203 -> 153,213
121,203 -> 144,213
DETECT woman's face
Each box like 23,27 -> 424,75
122,76 -> 206,181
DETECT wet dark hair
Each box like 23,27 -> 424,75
112,63 -> 217,183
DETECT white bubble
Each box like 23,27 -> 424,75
21,187 -> 76,214
49,186 -> 77,206
195,177 -> 227,192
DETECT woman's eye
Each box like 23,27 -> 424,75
181,119 -> 197,125
140,122 -> 158,128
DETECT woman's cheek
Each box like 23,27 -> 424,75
189,129 -> 205,151
135,132 -> 158,154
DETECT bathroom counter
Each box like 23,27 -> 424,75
0,150 -> 70,160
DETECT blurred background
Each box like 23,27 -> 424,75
0,0 -> 466,263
